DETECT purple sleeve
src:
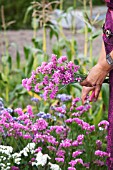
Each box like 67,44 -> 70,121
103,9 -> 113,54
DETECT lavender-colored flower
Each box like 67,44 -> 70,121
31,97 -> 39,103
56,94 -> 72,102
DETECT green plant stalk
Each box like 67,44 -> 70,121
59,0 -> 64,37
43,24 -> 46,53
1,6 -> 9,103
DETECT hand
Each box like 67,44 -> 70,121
81,85 -> 102,104
80,63 -> 109,87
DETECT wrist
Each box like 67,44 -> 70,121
97,58 -> 112,72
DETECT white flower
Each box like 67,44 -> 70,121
35,151 -> 51,166
49,162 -> 61,170
15,157 -> 21,164
12,152 -> 21,158
26,143 -> 35,150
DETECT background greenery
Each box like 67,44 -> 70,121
0,0 -> 105,30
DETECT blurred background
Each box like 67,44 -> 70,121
0,0 -> 105,30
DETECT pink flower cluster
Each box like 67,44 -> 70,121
65,118 -> 95,133
98,120 -> 109,130
22,54 -> 80,100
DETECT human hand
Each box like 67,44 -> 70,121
80,63 -> 109,87
81,85 -> 102,104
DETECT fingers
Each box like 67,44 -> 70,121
81,86 -> 95,104
80,78 -> 96,87
94,84 -> 102,100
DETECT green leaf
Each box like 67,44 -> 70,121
102,83 -> 109,110
16,51 -> 20,69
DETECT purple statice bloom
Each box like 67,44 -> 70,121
56,94 -> 72,102
72,140 -> 79,147
55,112 -> 65,118
35,147 -> 42,153
54,106 -> 66,114
94,160 -> 105,166
76,105 -> 84,111
47,146 -> 56,151
95,150 -> 110,157
72,112 -> 80,117
14,108 -> 24,116
34,83 -> 40,93
72,151 -> 83,158
35,118 -> 48,131
27,105 -> 34,117
65,118 -> 73,123
11,166 -> 20,170
77,134 -> 84,142
55,157 -> 64,163
56,150 -> 66,158
23,133 -> 32,139
50,87 -> 58,99
83,162 -> 90,169
58,56 -> 67,64
37,112 -> 45,118
43,75 -> 49,85
68,167 -> 76,170
42,113 -> 51,119
60,139 -> 72,148
31,97 -> 39,103
69,159 -> 83,167
6,108 -> 13,114
51,54 -> 57,66
96,140 -> 102,149
98,120 -> 109,130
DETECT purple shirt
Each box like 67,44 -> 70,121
103,0 -> 113,47
105,0 -> 113,9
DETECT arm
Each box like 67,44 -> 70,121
81,41 -> 113,104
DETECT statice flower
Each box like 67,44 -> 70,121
72,150 -> 83,158
96,140 -> 102,149
95,150 -> 110,157
98,120 -> 109,130
68,167 -> 76,170
32,118 -> 48,131
69,158 -> 83,167
22,54 -> 80,100
31,97 -> 39,103
60,139 -> 72,148
94,160 -> 105,166
56,94 -> 72,102
55,157 -> 64,163
56,150 -> 66,158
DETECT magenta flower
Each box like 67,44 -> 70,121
95,150 -> 110,157
98,120 -> 109,130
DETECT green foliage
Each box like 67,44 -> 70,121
0,0 -> 105,30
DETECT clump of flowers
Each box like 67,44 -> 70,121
22,54 -> 81,100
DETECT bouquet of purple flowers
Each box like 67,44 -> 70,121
22,54 -> 109,101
